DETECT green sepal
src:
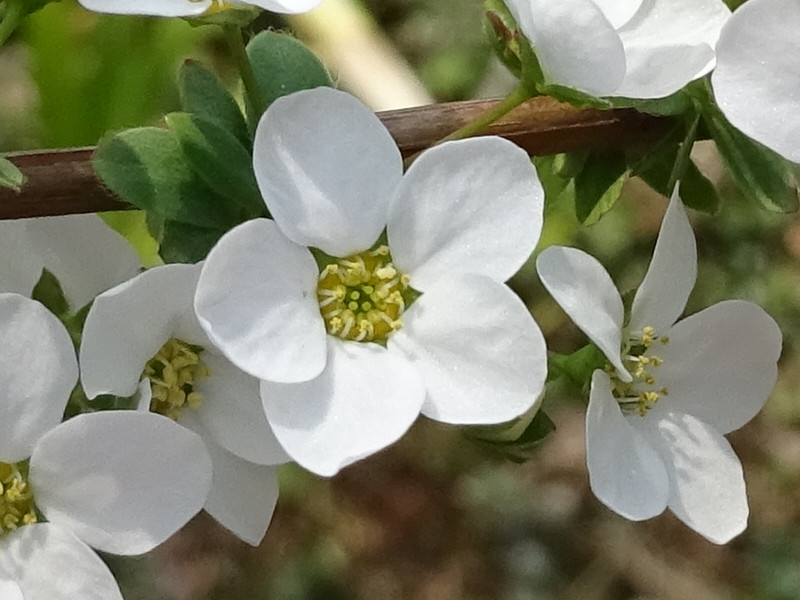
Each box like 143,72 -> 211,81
31,268 -> 69,319
467,409 -> 556,464
158,220 -> 228,264
246,30 -> 332,111
177,60 -> 249,146
0,155 -> 23,192
93,127 -> 244,230
539,84 -> 613,110
483,1 -> 523,80
573,151 -> 629,224
165,112 -> 265,217
608,90 -> 692,117
548,344 -> 606,390
185,4 -> 259,28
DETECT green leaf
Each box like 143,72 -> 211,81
573,151 -> 629,224
31,268 -> 69,318
0,156 -> 23,191
178,60 -> 249,146
158,220 -> 227,264
637,153 -> 720,214
165,112 -> 265,217
93,127 -> 242,230
702,92 -> 799,212
246,31 -> 332,111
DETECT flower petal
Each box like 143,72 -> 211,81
652,300 -> 781,434
0,524 -> 122,600
0,579 -> 22,600
586,371 -> 669,520
712,0 -> 800,163
80,263 -> 205,399
592,0 -> 644,29
629,188 -> 696,335
388,137 -> 543,290
505,0 -> 626,96
202,438 -> 279,547
614,42 -> 715,99
0,294 -> 77,462
389,274 -> 547,424
253,87 -> 402,256
260,339 -> 425,477
195,218 -> 327,383
30,411 -> 212,555
536,246 -> 629,380
194,353 -> 290,466
76,0 -> 210,15
640,411 -> 748,544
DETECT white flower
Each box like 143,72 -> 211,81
76,0 -> 322,17
0,293 -> 212,598
505,0 -> 730,99
80,263 -> 287,546
712,0 -> 800,163
536,189 -> 781,543
0,214 -> 140,310
194,87 -> 549,476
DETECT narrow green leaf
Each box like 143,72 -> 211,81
246,31 -> 332,110
31,268 -> 69,318
178,60 -> 249,146
93,127 -> 242,230
165,112 -> 265,217
573,152 -> 629,223
158,220 -> 227,264
0,156 -> 23,192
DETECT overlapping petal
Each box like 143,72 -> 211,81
0,524 -> 123,600
0,294 -> 77,462
30,411 -> 212,555
586,371 -> 669,520
592,0 -> 643,28
260,339 -> 425,476
0,579 -> 23,600
712,0 -> 800,163
652,300 -> 782,435
536,246 -> 629,380
388,137 -> 543,290
389,274 -> 546,425
196,218 -> 327,383
253,87 -> 402,257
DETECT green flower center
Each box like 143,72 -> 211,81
143,338 -> 210,421
316,245 -> 411,343
608,325 -> 671,417
0,461 -> 37,536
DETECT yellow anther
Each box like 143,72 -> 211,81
0,462 -> 37,537
660,336 -> 670,345
144,338 -> 208,421
650,356 -> 664,367
375,265 -> 397,280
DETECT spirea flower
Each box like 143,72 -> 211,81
536,190 -> 781,543
505,0 -> 730,99
195,87 -> 548,476
80,263 -> 287,545
0,293 -> 212,598
76,0 -> 321,17
712,0 -> 800,163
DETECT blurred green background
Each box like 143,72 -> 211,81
2,0 -> 799,598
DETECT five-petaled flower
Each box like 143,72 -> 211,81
536,189 -> 781,543
0,293 -> 212,599
195,86 -> 549,476
505,0 -> 730,99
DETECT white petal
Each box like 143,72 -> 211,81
586,371 -> 669,520
195,219 -> 327,383
614,42 -> 715,99
0,579 -> 22,600
202,438 -> 279,547
389,274 -> 547,424
0,524 -> 122,600
652,300 -> 781,434
712,0 -> 800,163
30,411 -> 212,556
80,263 -> 205,399
592,0 -> 644,29
77,0 -> 210,15
0,222 -> 43,297
194,353 -> 290,466
388,137 -> 543,290
0,294 -> 77,462
641,411 -> 748,544
536,247 -> 629,380
253,87 -> 402,256
506,0 -> 626,96
629,188 -> 696,335
246,0 -> 322,13
618,0 -> 730,49
260,339 -> 425,477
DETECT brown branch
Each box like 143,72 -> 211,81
0,96 -> 671,220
